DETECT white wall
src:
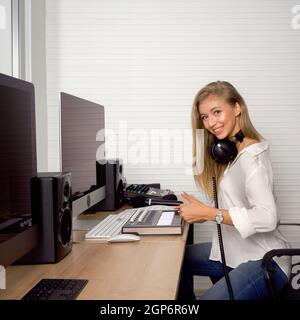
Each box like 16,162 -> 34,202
45,0 -> 300,290
0,0 -> 12,75
30,0 -> 48,171
18,0 -> 48,171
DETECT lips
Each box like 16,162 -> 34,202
213,127 -> 223,135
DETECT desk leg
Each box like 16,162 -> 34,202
186,223 -> 194,245
177,223 -> 194,301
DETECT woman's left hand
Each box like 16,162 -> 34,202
177,192 -> 213,224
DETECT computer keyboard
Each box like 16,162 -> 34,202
21,278 -> 88,300
85,205 -> 176,240
85,208 -> 144,240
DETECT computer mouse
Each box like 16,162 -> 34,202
107,233 -> 141,243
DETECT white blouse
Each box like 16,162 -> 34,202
209,141 -> 291,276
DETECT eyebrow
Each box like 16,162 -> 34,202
199,106 -> 220,116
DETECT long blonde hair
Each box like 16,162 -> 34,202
191,81 -> 263,199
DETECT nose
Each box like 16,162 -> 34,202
207,116 -> 217,129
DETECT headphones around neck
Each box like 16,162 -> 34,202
211,130 -> 245,164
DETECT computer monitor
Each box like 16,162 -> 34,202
60,92 -> 106,217
0,73 -> 38,267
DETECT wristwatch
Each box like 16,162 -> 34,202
215,209 -> 224,224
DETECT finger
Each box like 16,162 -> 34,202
179,204 -> 188,211
181,192 -> 199,203
180,192 -> 191,203
174,206 -> 181,214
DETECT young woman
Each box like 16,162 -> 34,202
177,81 -> 291,300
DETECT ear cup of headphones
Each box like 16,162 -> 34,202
211,139 -> 238,164
163,194 -> 178,201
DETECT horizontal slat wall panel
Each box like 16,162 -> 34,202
46,0 -> 300,290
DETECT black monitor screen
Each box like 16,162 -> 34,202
0,73 -> 37,266
60,92 -> 105,196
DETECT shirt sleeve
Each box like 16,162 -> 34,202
228,163 -> 278,239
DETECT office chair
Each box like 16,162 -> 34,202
262,222 -> 300,300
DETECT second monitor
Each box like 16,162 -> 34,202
60,92 -> 106,216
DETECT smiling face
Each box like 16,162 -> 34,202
198,95 -> 241,140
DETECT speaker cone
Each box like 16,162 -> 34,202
59,208 -> 72,247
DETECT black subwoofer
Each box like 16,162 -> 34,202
17,172 -> 72,264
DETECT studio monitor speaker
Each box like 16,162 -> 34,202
93,159 -> 125,211
17,172 -> 72,264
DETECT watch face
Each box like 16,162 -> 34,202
216,213 -> 223,224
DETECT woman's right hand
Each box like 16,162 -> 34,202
177,192 -> 213,224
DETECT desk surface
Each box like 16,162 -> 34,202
0,209 -> 189,300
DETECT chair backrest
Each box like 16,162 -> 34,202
279,262 -> 300,300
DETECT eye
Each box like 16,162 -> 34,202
214,110 -> 221,116
201,115 -> 208,121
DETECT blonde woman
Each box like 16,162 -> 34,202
177,81 -> 290,300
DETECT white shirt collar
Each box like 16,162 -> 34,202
226,140 -> 269,171
242,140 -> 269,157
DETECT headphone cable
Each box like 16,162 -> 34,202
212,176 -> 234,300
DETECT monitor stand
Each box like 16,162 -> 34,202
72,186 -> 105,218
72,186 -> 106,235
72,218 -> 102,232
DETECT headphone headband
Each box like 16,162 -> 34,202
233,130 -> 245,143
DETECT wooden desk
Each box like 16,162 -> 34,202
0,210 -> 189,300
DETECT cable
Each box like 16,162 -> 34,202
212,176 -> 234,300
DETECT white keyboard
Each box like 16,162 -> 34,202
85,207 -> 147,240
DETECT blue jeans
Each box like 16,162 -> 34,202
177,242 -> 288,300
